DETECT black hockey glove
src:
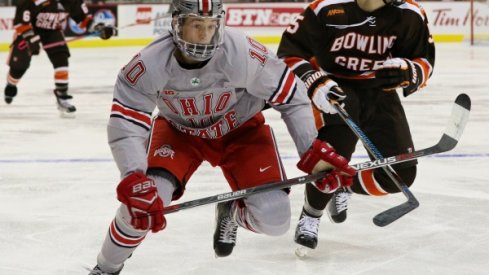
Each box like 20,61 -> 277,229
20,29 -> 41,56
302,70 -> 346,114
375,58 -> 422,96
92,23 -> 116,40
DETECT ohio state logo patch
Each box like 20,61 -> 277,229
153,145 -> 175,159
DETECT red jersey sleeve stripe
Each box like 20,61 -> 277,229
271,69 -> 297,105
111,101 -> 152,128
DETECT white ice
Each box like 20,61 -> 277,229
0,43 -> 488,275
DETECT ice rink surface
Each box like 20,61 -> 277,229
0,42 -> 488,275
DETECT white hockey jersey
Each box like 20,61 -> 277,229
108,27 -> 318,176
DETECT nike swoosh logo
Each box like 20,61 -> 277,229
259,166 -> 272,172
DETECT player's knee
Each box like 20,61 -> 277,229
397,165 -> 417,187
9,61 -> 30,76
352,165 -> 417,195
245,190 -> 291,236
9,43 -> 32,72
378,165 -> 417,193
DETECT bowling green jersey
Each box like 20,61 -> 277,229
278,0 -> 435,92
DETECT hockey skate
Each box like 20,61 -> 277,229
88,265 -> 122,275
213,201 -> 238,257
4,84 -> 17,104
294,209 -> 320,249
327,188 -> 351,223
54,89 -> 76,117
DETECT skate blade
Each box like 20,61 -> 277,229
295,246 -> 313,259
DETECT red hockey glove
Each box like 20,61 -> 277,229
19,29 -> 40,56
302,71 -> 346,114
116,172 -> 166,233
297,139 -> 356,193
375,58 -> 421,96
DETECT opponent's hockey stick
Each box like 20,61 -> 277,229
43,13 -> 171,50
331,101 -> 420,227
333,93 -> 471,227
162,94 -> 469,216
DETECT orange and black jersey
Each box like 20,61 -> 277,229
14,0 -> 91,34
277,0 -> 435,91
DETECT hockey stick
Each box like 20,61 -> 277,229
162,95 -> 469,216
331,101 -> 420,227
333,93 -> 471,227
373,93 -> 470,226
159,94 -> 470,216
43,13 -> 171,50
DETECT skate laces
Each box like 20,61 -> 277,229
218,217 -> 238,244
297,214 -> 320,237
334,190 -> 351,213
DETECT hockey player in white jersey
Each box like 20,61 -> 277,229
89,0 -> 355,273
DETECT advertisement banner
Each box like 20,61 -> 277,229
117,5 -> 172,38
225,5 -> 304,27
0,2 -> 488,49
422,2 -> 489,40
0,7 -> 15,43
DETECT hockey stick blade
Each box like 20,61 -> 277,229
373,200 -> 420,227
437,93 -> 471,151
372,93 -> 471,227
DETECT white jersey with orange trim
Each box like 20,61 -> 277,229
277,0 -> 435,91
108,27 -> 317,176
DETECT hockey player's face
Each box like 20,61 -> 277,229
181,17 -> 218,45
